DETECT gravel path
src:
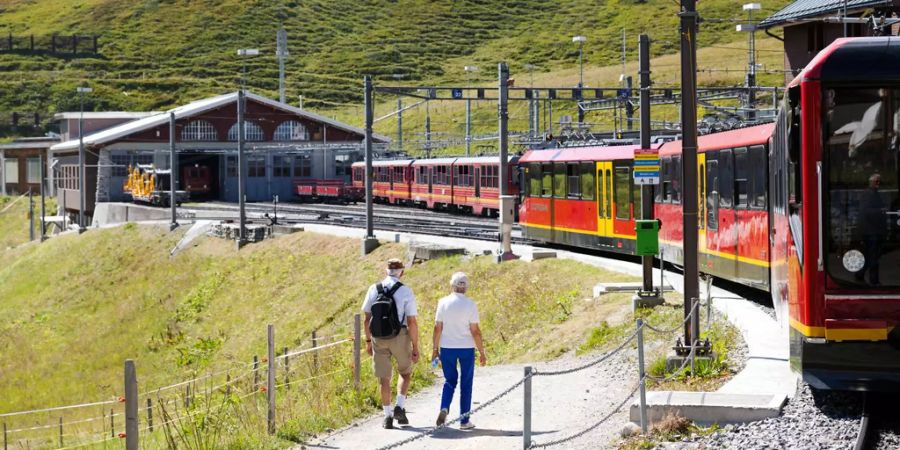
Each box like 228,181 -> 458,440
300,351 -> 641,450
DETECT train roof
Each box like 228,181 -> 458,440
659,123 -> 775,156
518,144 -> 657,164
352,155 -> 517,167
791,37 -> 900,86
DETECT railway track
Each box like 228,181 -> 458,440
180,201 -> 533,245
855,392 -> 900,450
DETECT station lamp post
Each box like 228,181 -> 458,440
76,85 -> 92,233
236,48 -> 259,248
738,3 -> 761,121
572,35 -> 587,123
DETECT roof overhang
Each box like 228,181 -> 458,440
759,0 -> 895,29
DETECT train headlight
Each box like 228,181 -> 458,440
842,250 -> 865,273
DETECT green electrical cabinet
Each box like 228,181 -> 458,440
635,219 -> 660,256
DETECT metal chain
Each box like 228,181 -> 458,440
642,298 -> 701,334
375,374 -> 531,450
532,326 -> 640,377
529,382 -> 641,448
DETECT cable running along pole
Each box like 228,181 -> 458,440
639,34 -> 655,297
679,0 -> 702,351
362,75 -> 378,255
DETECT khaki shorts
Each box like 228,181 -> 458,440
372,328 -> 412,379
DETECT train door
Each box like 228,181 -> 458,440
719,149 -> 738,279
596,161 -> 614,238
698,153 -> 708,270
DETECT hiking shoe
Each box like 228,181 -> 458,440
460,421 -> 476,430
436,408 -> 448,427
393,406 -> 409,425
383,415 -> 394,429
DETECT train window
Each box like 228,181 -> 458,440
527,164 -> 541,197
273,155 -> 291,177
671,156 -> 682,204
707,158 -> 719,230
553,163 -> 566,198
393,166 -> 404,183
787,85 -> 802,208
735,147 -> 749,208
567,164 -> 581,198
480,165 -> 498,189
614,166 -> 631,220
660,157 -> 670,203
631,167 -> 641,218
580,163 -> 595,200
750,145 -> 767,208
541,164 -> 553,197
293,155 -> 312,178
719,149 -> 734,209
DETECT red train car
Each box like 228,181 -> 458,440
409,156 -> 519,216
295,179 -> 363,203
350,159 -> 414,204
518,145 -> 655,252
773,38 -> 900,391
656,124 -> 775,291
182,164 -> 212,196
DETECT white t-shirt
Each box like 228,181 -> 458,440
362,276 -> 417,326
434,293 -> 480,349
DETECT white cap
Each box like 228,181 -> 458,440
450,272 -> 469,289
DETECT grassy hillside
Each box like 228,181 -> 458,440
0,194 -> 56,251
0,224 -> 640,447
0,0 -> 790,137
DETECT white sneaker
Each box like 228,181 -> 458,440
460,421 -> 476,430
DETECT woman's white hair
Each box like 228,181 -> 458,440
450,272 -> 469,292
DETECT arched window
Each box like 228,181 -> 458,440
227,121 -> 264,141
181,120 -> 218,141
274,120 -> 309,141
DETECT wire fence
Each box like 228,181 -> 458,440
1,318 -> 360,450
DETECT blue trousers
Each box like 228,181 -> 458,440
439,347 -> 475,424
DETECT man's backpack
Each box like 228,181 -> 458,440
369,282 -> 404,339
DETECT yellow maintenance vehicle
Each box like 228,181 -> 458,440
123,164 -> 188,207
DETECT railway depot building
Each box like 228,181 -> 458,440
50,91 -> 389,219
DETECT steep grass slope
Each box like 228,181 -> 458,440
0,0 -> 790,123
0,224 -> 631,447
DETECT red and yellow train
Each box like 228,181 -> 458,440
350,155 -> 519,217
520,37 -> 900,391
348,38 -> 899,391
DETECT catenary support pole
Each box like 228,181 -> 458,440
639,34 -> 655,296
353,313 -> 361,390
28,188 -> 34,241
267,324 -> 275,435
124,359 -> 138,450
680,0 -> 701,348
465,98 -> 472,156
237,89 -> 247,248
170,112 -> 178,231
40,153 -> 46,241
425,105 -> 432,159
362,76 -> 379,255
523,366 -> 532,449
636,319 -> 648,433
78,94 -> 86,232
498,62 -> 516,260
397,98 -> 403,153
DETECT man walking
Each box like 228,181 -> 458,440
363,258 -> 420,429
432,272 -> 486,430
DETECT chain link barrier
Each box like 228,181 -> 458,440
529,381 -> 642,449
642,297 -> 701,334
532,326 -> 640,377
375,374 -> 531,450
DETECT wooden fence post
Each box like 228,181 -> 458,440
312,331 -> 318,372
125,359 -> 138,450
147,398 -> 153,432
93,35 -> 98,53
29,34 -> 34,51
353,314 -> 361,390
226,374 -> 231,397
71,34 -> 76,54
283,346 -> 290,389
50,34 -> 56,53
58,417 -> 63,448
2,421 -> 6,450
110,408 -> 114,437
267,325 -> 276,435
253,356 -> 259,390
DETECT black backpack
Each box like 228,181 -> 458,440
369,282 -> 404,339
